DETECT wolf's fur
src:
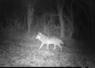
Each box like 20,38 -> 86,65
36,32 -> 64,50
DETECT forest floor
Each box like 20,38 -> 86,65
0,32 -> 94,67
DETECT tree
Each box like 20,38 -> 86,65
56,0 -> 74,40
56,0 -> 66,39
24,0 -> 36,33
27,3 -> 34,33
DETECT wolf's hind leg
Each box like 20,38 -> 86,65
53,44 -> 56,50
47,44 -> 49,50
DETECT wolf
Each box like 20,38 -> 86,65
35,32 -> 64,50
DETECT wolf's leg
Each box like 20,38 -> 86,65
39,43 -> 44,49
47,44 -> 49,50
58,44 -> 62,48
53,44 -> 62,50
58,44 -> 62,51
53,44 -> 56,50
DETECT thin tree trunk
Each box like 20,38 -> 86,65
57,5 -> 65,39
27,4 -> 34,33
56,0 -> 65,39
59,9 -> 65,38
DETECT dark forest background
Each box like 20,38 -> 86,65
0,0 -> 95,53
0,0 -> 94,67
0,0 -> 94,47
0,0 -> 94,41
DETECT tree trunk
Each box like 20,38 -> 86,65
27,3 -> 34,33
57,6 -> 65,39
56,0 -> 65,39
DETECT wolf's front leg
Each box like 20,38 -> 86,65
39,43 -> 44,49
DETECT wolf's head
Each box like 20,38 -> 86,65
35,32 -> 48,40
35,32 -> 43,40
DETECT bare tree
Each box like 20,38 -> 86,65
56,0 -> 74,40
27,3 -> 34,33
72,0 -> 90,40
43,13 -> 58,36
24,0 -> 37,33
56,0 -> 65,39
